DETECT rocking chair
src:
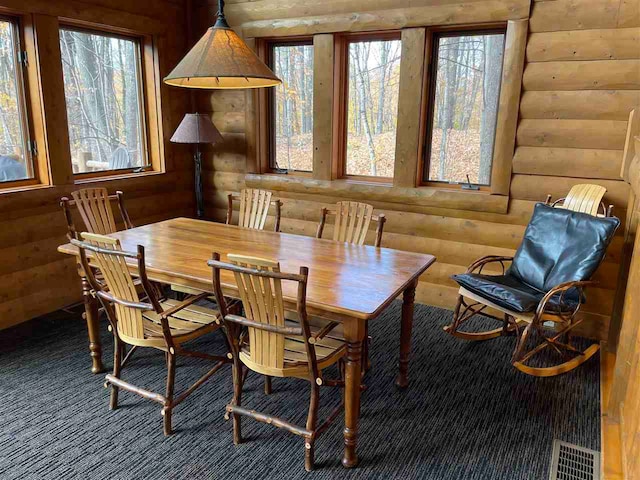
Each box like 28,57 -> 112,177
444,202 -> 619,376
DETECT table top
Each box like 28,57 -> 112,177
58,217 -> 436,321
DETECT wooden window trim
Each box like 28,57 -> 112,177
58,20 -> 164,181
0,14 -> 41,191
418,24 -> 507,191
257,36 -> 314,177
333,31 -> 401,184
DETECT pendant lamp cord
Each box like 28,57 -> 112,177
214,0 -> 229,28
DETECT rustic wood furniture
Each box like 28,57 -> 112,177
210,253 -> 346,471
226,188 -> 283,232
72,232 -> 229,435
315,201 -> 386,372
444,203 -> 619,376
545,183 -> 612,217
58,218 -> 435,468
60,187 -> 133,240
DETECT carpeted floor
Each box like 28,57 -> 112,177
0,302 -> 600,479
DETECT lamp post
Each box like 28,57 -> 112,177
170,113 -> 223,219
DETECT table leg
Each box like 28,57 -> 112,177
342,335 -> 363,468
82,276 -> 104,374
396,279 -> 417,389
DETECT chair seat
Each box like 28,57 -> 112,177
132,300 -> 220,348
453,273 -> 579,314
239,319 -> 346,378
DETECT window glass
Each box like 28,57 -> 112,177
346,38 -> 401,178
60,28 -> 147,174
0,19 -> 31,183
427,32 -> 505,185
271,43 -> 313,172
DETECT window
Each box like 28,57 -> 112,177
59,28 -> 147,175
424,30 -> 505,186
343,35 -> 401,179
269,41 -> 313,172
0,18 -> 32,184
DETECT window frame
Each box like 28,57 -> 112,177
59,22 -> 157,180
334,30 -> 402,184
263,36 -> 314,177
419,25 -> 507,190
0,14 -> 38,190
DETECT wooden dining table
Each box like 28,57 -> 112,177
58,217 -> 436,468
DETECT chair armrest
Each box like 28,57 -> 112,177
535,280 -> 597,318
308,321 -> 339,344
466,255 -> 514,275
159,292 -> 211,319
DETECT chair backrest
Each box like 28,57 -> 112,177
209,253 -> 312,373
60,188 -> 133,240
509,203 -> 620,292
548,184 -> 607,216
227,188 -> 282,231
74,232 -> 149,342
109,147 -> 131,170
316,201 -> 386,247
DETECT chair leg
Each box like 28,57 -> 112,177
163,352 -> 176,436
232,360 -> 243,445
304,379 -> 320,472
264,376 -> 272,395
109,336 -> 123,410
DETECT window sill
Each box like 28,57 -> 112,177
0,181 -> 53,196
74,169 -> 164,185
245,173 -> 508,214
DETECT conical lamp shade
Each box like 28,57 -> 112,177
170,113 -> 224,144
164,21 -> 281,89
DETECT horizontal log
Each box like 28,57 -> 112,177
527,28 -> 640,62
239,0 -> 529,36
529,0 -> 623,33
523,60 -> 640,91
244,173 -> 509,213
517,119 -> 628,150
510,174 -> 629,206
519,90 -> 640,121
211,111 -> 245,134
199,90 -> 246,113
617,0 -> 640,28
0,257 -> 77,304
512,147 -> 624,180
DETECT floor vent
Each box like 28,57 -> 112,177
549,440 -> 600,480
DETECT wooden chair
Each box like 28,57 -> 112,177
444,202 -> 620,376
315,201 -> 386,373
73,232 -> 229,435
316,201 -> 386,247
209,253 -> 345,471
545,183 -> 613,217
226,188 -> 283,232
60,187 -> 133,240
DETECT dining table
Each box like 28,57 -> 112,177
58,217 -> 436,468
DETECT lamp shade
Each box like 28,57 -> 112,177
164,1 -> 281,90
170,113 -> 223,144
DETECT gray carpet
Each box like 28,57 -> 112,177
0,302 -> 600,479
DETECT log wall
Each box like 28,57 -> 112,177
197,0 -> 640,339
196,0 -> 640,340
0,0 -> 195,330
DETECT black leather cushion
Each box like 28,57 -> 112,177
508,203 -> 619,291
452,203 -> 620,313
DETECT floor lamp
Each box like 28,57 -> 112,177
170,113 -> 223,219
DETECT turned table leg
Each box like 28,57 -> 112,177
396,279 -> 417,389
82,276 -> 104,374
342,331 -> 363,468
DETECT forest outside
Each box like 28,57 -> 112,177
0,19 -> 30,183
60,29 -> 146,174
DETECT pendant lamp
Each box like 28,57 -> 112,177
164,0 -> 281,89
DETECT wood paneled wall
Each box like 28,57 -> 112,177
197,0 -> 639,340
0,0 -> 195,330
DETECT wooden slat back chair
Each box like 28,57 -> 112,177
72,232 -> 229,435
316,201 -> 386,247
60,187 -> 133,240
209,253 -> 346,471
444,203 -> 620,377
226,188 -> 283,232
545,183 -> 612,217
